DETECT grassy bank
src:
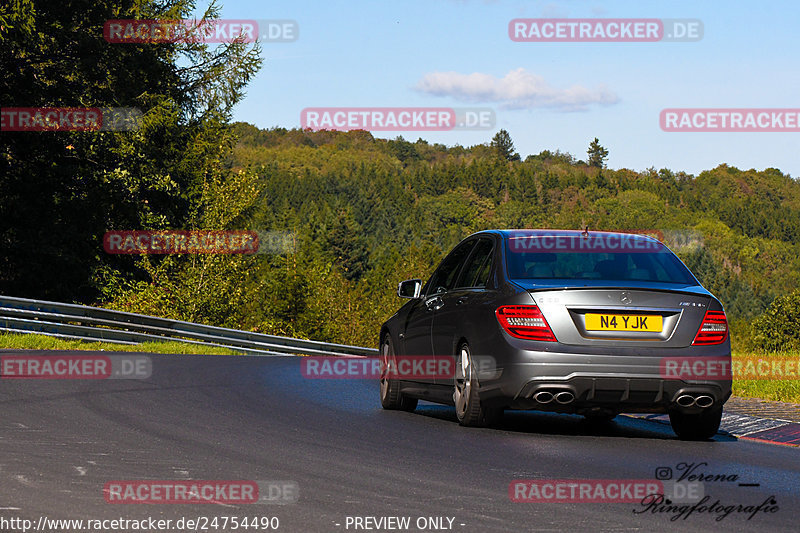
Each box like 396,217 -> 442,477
0,333 -> 237,355
731,349 -> 800,403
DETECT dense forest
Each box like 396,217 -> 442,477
2,0 -> 798,351
209,125 -> 800,349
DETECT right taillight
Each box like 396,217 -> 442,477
692,310 -> 728,345
496,305 -> 557,342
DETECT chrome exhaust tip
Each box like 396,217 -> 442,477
676,394 -> 696,408
533,391 -> 554,404
555,391 -> 575,404
695,395 -> 714,408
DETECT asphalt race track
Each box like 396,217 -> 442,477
1,352 -> 798,532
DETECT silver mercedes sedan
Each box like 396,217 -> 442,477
379,229 -> 731,440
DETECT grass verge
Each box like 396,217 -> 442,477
0,332 -> 237,355
731,349 -> 800,403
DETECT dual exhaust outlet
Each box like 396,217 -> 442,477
533,390 -> 575,405
533,390 -> 714,408
676,394 -> 715,409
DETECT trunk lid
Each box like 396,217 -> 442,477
519,283 -> 712,348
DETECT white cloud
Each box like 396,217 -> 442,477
415,68 -> 619,111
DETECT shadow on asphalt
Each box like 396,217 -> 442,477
410,403 -> 738,442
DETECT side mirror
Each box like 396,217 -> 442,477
397,279 -> 422,299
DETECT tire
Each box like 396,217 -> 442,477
379,334 -> 417,412
669,406 -> 722,441
453,342 -> 502,427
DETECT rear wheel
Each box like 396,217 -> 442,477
669,406 -> 722,441
379,335 -> 417,412
454,343 -> 502,427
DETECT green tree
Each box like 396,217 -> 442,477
587,137 -> 609,168
750,290 -> 800,351
0,0 -> 262,302
491,129 -> 521,161
386,136 -> 420,164
0,0 -> 35,39
326,209 -> 369,281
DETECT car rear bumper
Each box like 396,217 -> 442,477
476,349 -> 732,414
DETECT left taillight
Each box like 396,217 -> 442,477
692,310 -> 728,345
496,305 -> 557,342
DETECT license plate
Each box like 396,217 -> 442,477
585,313 -> 662,332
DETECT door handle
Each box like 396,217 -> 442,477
455,296 -> 469,305
425,296 -> 443,311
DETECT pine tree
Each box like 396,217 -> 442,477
587,138 -> 609,168
491,129 -> 521,161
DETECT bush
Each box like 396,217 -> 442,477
750,289 -> 800,351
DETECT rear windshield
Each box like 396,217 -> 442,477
505,234 -> 696,285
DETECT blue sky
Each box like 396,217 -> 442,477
214,0 -> 799,177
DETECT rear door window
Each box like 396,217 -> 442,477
455,238 -> 494,288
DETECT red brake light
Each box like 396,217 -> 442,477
692,310 -> 728,345
496,305 -> 557,342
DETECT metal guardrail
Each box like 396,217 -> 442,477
0,295 -> 378,357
